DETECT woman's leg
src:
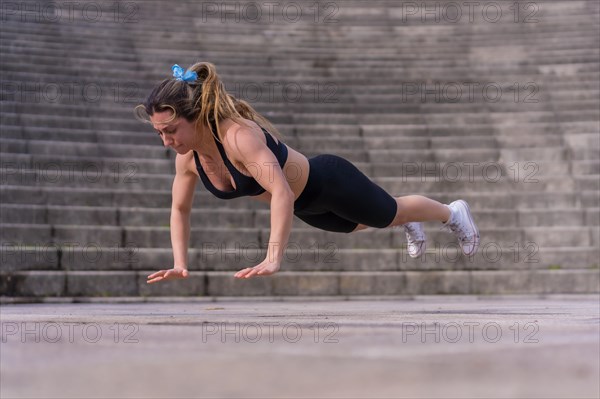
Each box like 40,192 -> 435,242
300,154 -> 479,256
352,195 -> 450,232
390,195 -> 451,226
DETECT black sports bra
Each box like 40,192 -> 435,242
192,121 -> 288,200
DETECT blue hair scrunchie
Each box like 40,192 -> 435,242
172,64 -> 198,83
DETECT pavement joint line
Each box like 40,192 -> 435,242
1,294 -> 599,305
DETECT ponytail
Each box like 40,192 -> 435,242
136,62 -> 282,142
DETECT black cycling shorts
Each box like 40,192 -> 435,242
293,154 -> 398,233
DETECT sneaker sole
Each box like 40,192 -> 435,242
408,239 -> 427,258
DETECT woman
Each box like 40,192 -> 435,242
137,62 -> 480,283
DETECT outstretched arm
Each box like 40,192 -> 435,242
147,153 -> 197,284
234,180 -> 294,279
226,127 -> 295,279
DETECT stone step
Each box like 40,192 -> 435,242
1,269 -> 597,297
573,160 -> 600,175
564,133 -> 600,161
0,73 -> 592,99
0,131 -> 566,155
1,132 -> 568,151
1,223 -> 596,250
0,134 -> 513,151
5,93 -> 471,115
560,121 -> 600,134
1,2 -> 595,21
0,124 -> 320,141
1,165 -> 583,193
2,27 -> 598,53
0,138 -> 170,158
4,150 -> 578,180
3,184 -> 597,209
571,148 -> 599,161
3,62 -> 597,81
2,6 -> 596,27
3,53 -> 598,77
298,123 -> 496,137
0,153 -> 176,174
7,28 -> 600,45
575,176 -> 600,191
0,127 -> 163,146
5,29 -> 594,51
494,135 -> 565,148
0,143 -> 354,166
549,89 -> 600,101
4,76 -> 597,108
0,185 -> 176,207
0,205 -> 254,227
0,107 -> 575,129
5,44 -> 589,68
1,243 -> 598,274
5,51 -> 597,76
12,110 -> 560,128
498,147 -> 570,162
371,160 -> 574,178
1,120 -> 587,143
0,112 -> 149,132
370,148 -> 503,163
3,37 -> 599,64
0,68 -> 573,92
2,205 -> 597,229
7,27 -> 595,51
0,74 -> 547,100
2,80 -> 598,111
1,75 -> 598,109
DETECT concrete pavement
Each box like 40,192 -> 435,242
1,295 -> 599,398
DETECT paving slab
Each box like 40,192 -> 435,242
1,295 -> 598,399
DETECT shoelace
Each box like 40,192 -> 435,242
443,220 -> 470,243
404,224 -> 425,242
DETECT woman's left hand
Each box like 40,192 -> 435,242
234,258 -> 281,279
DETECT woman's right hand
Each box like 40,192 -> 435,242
147,268 -> 189,284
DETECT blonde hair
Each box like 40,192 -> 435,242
135,62 -> 281,141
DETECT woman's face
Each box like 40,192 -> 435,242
150,110 -> 198,155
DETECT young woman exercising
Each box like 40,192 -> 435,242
137,63 -> 480,283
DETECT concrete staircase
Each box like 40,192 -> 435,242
1,0 -> 599,299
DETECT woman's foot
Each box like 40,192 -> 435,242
443,200 -> 480,256
403,222 -> 427,258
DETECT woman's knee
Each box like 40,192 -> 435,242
390,197 -> 411,226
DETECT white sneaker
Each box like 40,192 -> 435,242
402,222 -> 426,258
443,200 -> 480,256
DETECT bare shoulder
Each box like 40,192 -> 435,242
175,151 -> 198,176
221,119 -> 267,157
223,119 -> 264,142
